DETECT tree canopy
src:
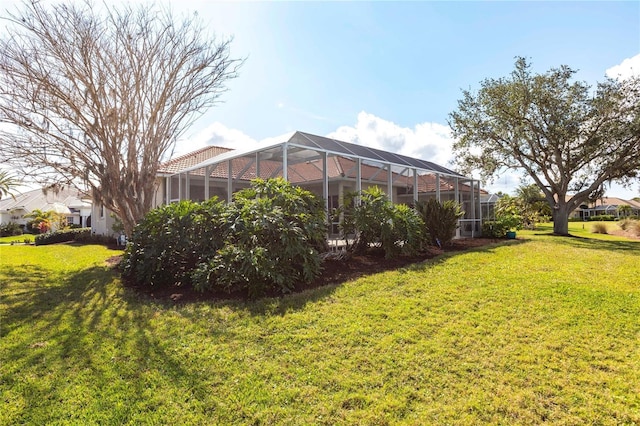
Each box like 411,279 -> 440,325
0,0 -> 242,235
449,57 -> 640,235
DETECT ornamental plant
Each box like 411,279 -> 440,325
415,198 -> 464,247
191,178 -> 327,296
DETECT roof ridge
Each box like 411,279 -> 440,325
161,145 -> 233,167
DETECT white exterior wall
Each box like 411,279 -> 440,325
90,203 -> 117,236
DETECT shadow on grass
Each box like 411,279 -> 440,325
2,263 -> 233,423
532,232 -> 640,254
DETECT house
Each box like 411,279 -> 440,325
0,187 -> 92,231
571,196 -> 640,220
92,131 -> 484,237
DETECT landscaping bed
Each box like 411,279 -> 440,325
122,237 -> 504,303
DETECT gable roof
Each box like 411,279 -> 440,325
591,197 -> 640,209
0,187 -> 90,214
158,146 -> 232,174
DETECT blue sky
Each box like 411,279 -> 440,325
2,0 -> 639,197
171,0 -> 639,198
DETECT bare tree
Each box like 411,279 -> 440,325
0,0 -> 242,235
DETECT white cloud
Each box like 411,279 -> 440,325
606,53 -> 640,80
173,123 -> 293,157
327,111 -> 455,169
174,122 -> 258,155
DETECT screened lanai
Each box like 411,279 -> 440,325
158,131 -> 483,237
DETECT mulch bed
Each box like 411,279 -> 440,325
115,238 -> 504,304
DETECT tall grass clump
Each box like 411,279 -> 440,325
591,222 -> 608,234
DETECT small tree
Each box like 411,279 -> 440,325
494,195 -> 524,232
617,204 -> 632,218
0,1 -> 242,235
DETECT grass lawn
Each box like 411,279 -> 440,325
0,234 -> 34,244
1,228 -> 639,424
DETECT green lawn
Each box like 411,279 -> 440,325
1,229 -> 639,424
0,234 -> 34,244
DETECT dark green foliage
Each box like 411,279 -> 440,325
123,179 -> 327,298
192,178 -> 327,297
338,186 -> 424,258
588,215 -> 616,221
74,233 -> 115,245
121,198 -> 226,288
0,222 -> 22,237
415,198 -> 464,247
482,220 -> 510,238
34,228 -> 91,245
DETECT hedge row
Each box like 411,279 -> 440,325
34,228 -> 91,246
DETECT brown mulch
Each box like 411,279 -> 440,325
113,238 -> 504,304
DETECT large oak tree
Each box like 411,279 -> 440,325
0,0 -> 242,235
449,57 -> 640,235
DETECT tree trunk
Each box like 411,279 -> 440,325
552,203 -> 571,235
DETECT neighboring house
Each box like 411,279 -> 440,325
92,131 -> 484,237
0,187 -> 92,230
571,196 -> 640,220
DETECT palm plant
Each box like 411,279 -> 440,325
0,170 -> 19,200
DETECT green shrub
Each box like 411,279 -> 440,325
192,178 -> 327,297
589,215 -> 616,221
337,187 -> 424,258
121,198 -> 226,289
0,222 -> 22,237
482,220 -> 509,238
34,228 -> 91,245
415,198 -> 464,247
388,203 -> 425,256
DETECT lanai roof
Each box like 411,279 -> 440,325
164,131 -> 465,179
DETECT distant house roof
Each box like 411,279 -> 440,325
592,197 -> 640,209
0,187 -> 91,214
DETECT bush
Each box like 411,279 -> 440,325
337,187 -> 424,258
589,215 -> 616,221
121,198 -> 226,289
591,223 -> 608,234
0,222 -> 22,237
34,228 -> 91,245
192,178 -> 327,296
388,203 -> 425,257
74,233 -> 117,245
415,198 -> 464,247
482,220 -> 509,238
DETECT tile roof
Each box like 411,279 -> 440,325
158,146 -> 232,174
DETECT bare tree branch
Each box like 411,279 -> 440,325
0,0 -> 243,235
